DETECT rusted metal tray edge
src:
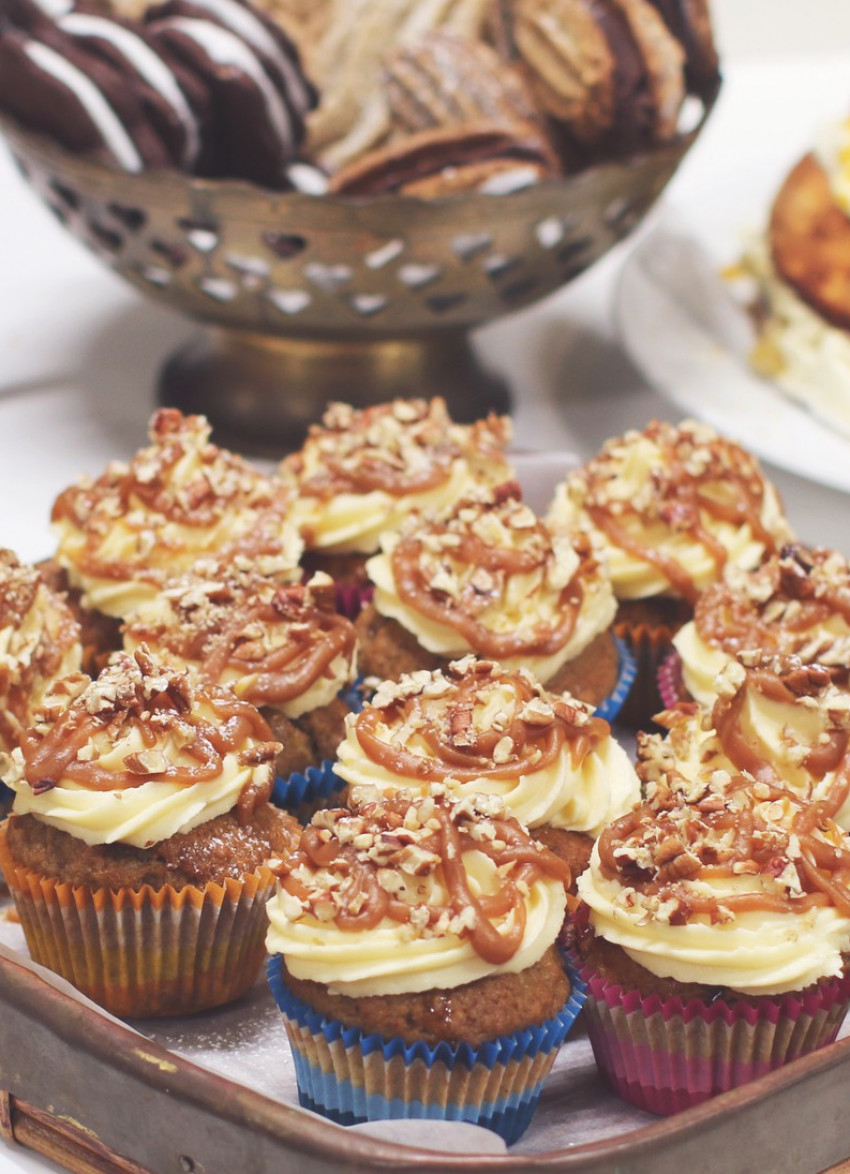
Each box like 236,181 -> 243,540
2,948 -> 850,1174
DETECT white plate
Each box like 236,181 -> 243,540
614,55 -> 850,494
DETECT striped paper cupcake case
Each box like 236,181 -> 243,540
267,955 -> 587,1145
593,637 -> 637,725
271,680 -> 363,822
0,823 -> 275,1018
656,650 -> 688,711
575,954 -> 850,1116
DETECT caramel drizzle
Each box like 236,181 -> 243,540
713,668 -> 850,784
134,594 -> 355,705
695,549 -> 850,653
390,521 -> 583,659
355,667 -> 608,781
284,798 -> 572,965
51,418 -> 291,584
19,681 -> 278,819
584,432 -> 778,604
597,769 -> 850,920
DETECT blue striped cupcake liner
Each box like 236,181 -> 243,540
267,954 -> 586,1145
270,679 -> 363,821
593,636 -> 637,725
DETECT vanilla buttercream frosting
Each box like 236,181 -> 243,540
547,420 -> 792,603
365,482 -> 616,683
578,708 -> 850,995
334,657 -> 640,837
2,647 -> 280,849
0,550 -> 82,753
123,564 -> 357,719
265,785 -> 570,997
280,398 -> 513,554
51,408 -> 302,618
674,545 -> 850,707
645,653 -> 850,831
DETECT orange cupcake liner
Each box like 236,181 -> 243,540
0,822 -> 275,1018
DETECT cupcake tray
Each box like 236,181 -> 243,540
3,903 -> 850,1174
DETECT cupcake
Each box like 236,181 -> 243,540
48,407 -> 303,641
334,657 -> 640,880
123,563 -> 359,815
279,398 -> 513,598
0,548 -> 82,755
265,785 -> 585,1142
547,419 -> 793,723
357,480 -> 628,713
671,544 -> 850,708
574,700 -> 850,1114
0,646 -> 299,1017
649,652 -> 850,831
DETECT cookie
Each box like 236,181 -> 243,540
327,121 -> 559,197
57,8 -> 210,167
146,0 -> 315,125
645,0 -> 719,94
0,22 -> 170,169
147,13 -> 311,186
383,31 -> 538,136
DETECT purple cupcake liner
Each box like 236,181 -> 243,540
573,952 -> 850,1115
594,637 -> 637,725
657,650 -> 687,710
267,954 -> 586,1144
335,582 -> 374,621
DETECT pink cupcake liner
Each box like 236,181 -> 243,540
574,955 -> 850,1115
657,650 -> 688,710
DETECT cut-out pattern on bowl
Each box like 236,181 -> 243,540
2,98 -> 714,339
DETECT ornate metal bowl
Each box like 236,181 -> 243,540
1,95 -> 716,452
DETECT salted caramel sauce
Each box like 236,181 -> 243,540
597,762 -> 850,922
353,664 -> 609,782
282,791 -> 572,965
695,546 -> 850,652
581,422 -> 781,604
52,409 -> 295,584
129,577 -> 356,706
283,399 -> 511,501
19,649 -> 279,821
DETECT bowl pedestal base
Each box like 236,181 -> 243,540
158,326 -> 512,455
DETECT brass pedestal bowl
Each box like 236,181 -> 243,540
2,99 -> 715,453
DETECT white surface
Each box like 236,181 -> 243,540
3,4 -> 850,1172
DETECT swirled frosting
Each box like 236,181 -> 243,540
51,409 -> 303,618
578,701 -> 850,994
123,565 -> 357,719
280,398 -> 513,554
265,786 -> 571,997
2,647 -> 280,849
647,653 -> 850,830
0,550 -> 82,753
675,546 -> 850,707
547,420 -> 792,603
365,482 -> 616,682
334,658 -> 640,837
